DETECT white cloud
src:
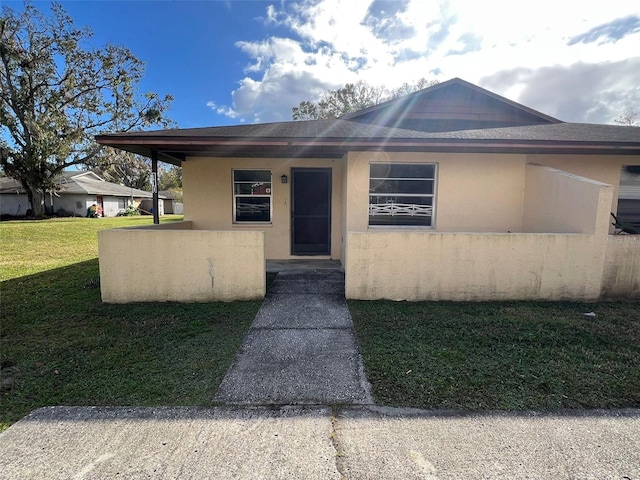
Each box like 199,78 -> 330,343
215,0 -> 640,124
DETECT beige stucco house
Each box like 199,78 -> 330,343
96,78 -> 640,303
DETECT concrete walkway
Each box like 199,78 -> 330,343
214,269 -> 373,405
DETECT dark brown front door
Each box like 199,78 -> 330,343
291,168 -> 331,255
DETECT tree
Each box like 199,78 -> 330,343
614,107 -> 639,126
0,2 -> 173,216
386,78 -> 439,99
158,164 -> 181,190
94,149 -> 152,190
292,81 -> 384,120
158,164 -> 182,202
292,78 -> 438,120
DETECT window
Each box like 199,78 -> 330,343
369,163 -> 436,227
233,169 -> 272,223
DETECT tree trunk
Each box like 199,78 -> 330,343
26,188 -> 45,217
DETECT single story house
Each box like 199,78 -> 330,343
95,78 -> 640,303
0,171 -> 165,218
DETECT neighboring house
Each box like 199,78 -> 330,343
96,78 -> 640,303
0,171 -> 165,218
159,190 -> 184,215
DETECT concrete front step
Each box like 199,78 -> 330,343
269,270 -> 345,295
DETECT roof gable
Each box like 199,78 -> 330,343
341,78 -> 562,132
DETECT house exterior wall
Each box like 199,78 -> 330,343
53,195 -> 139,217
7,193 -> 93,217
344,151 -> 527,234
344,156 -> 625,301
99,222 -> 265,302
139,198 -> 165,216
182,156 -> 344,260
1,193 -> 138,217
167,150 -> 639,302
0,194 -> 29,216
181,151 -> 634,254
51,194 -> 90,216
100,197 -> 123,217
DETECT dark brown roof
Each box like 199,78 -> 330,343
341,77 -> 561,131
95,79 -> 640,165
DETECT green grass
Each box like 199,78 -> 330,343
0,217 -> 261,431
350,301 -> 640,411
0,215 -> 184,281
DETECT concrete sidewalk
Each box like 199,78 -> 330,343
1,405 -> 638,479
214,270 -> 373,405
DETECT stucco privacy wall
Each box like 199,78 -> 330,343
99,223 -> 264,302
344,151 -> 527,233
182,156 -> 343,260
523,164 -> 613,235
345,163 -> 615,301
345,232 -> 606,301
602,236 -> 640,299
529,154 -> 637,216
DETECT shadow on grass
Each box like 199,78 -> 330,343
0,260 -> 262,430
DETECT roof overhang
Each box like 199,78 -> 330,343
96,135 -> 640,162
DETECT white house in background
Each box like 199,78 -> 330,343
159,190 -> 184,215
0,171 -> 165,217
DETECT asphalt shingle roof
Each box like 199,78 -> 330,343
0,173 -> 163,198
102,120 -> 640,143
95,79 -> 640,162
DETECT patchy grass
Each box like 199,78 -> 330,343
350,301 -> 640,411
0,217 -> 261,431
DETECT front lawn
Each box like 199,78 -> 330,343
350,301 -> 640,410
0,215 -> 184,281
0,217 -> 260,431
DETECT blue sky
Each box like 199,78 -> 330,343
4,0 -> 640,129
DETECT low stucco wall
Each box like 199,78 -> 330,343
345,231 -> 606,301
99,224 -> 265,303
601,235 -> 640,299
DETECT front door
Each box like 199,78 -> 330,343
291,168 -> 331,255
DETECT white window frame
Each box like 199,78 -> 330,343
368,162 -> 437,228
232,169 -> 272,224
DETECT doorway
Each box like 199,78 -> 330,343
291,168 -> 331,255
